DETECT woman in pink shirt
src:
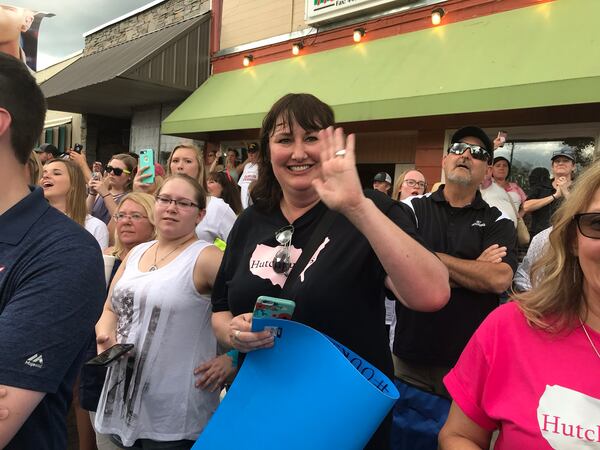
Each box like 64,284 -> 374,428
439,160 -> 600,449
492,155 -> 527,211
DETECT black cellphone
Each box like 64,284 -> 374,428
85,343 -> 134,366
73,144 -> 83,153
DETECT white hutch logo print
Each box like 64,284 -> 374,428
537,385 -> 600,447
249,238 -> 330,288
25,353 -> 44,368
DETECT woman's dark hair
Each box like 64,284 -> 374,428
492,156 -> 511,178
251,93 -> 335,211
529,167 -> 551,187
208,171 -> 243,215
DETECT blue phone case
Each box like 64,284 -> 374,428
139,149 -> 155,184
253,296 -> 296,320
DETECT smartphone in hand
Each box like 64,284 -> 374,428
85,343 -> 134,366
497,131 -> 507,145
139,149 -> 155,184
252,296 -> 296,336
253,296 -> 296,320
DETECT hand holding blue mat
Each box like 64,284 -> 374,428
193,318 -> 399,449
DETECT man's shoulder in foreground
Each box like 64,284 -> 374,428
0,188 -> 105,449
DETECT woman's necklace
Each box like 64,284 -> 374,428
148,236 -> 195,271
579,317 -> 600,360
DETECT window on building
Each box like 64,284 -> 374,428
41,123 -> 73,153
496,137 -> 595,192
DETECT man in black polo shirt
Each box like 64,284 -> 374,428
0,53 -> 105,449
390,126 -> 517,450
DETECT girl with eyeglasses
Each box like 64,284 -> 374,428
393,169 -> 428,201
41,159 -> 109,249
440,160 -> 600,449
166,144 -> 237,246
87,153 -> 137,225
94,174 -> 233,449
211,93 -> 450,450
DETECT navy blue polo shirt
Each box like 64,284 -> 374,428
393,185 -> 517,367
0,187 -> 105,450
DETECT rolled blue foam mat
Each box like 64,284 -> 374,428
193,317 -> 399,449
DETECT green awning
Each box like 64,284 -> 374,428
162,0 -> 600,135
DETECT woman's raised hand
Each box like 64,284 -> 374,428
133,166 -> 157,193
312,126 -> 365,216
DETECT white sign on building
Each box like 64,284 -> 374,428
305,0 -> 417,24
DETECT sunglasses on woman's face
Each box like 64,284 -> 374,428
574,213 -> 600,239
447,142 -> 491,162
105,165 -> 131,176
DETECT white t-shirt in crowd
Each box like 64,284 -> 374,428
195,196 -> 236,244
238,162 -> 258,209
85,214 -> 109,249
480,179 -> 517,226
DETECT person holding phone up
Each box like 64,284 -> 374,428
87,153 -> 137,225
211,93 -> 450,450
135,143 -> 237,247
94,174 -> 233,449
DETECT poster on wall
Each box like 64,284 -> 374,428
0,4 -> 54,71
306,0 -> 417,24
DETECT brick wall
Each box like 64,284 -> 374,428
84,0 -> 210,56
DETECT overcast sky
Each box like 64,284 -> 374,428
9,0 -> 156,69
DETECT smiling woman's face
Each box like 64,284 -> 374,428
268,118 -> 323,198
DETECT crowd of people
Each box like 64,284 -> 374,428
1,50 -> 598,450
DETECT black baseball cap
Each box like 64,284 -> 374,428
373,172 -> 392,184
551,149 -> 575,162
451,126 -> 494,157
37,143 -> 61,157
247,143 -> 259,153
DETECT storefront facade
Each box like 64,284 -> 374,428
41,0 -> 212,164
163,0 -> 600,188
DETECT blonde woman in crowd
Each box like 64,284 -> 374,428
440,160 -> 600,449
392,168 -> 427,201
41,159 -> 109,249
133,144 -> 237,246
388,168 -> 428,346
79,192 -> 157,450
40,158 -> 108,450
166,144 -> 237,244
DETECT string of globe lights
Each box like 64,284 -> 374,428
242,7 -> 445,67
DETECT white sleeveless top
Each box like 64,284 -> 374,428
94,240 -> 219,446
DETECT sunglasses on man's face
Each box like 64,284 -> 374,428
574,213 -> 600,239
105,165 -> 131,176
447,142 -> 491,162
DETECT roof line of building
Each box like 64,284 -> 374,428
83,0 -> 168,37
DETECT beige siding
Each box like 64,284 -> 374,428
292,0 -> 307,31
221,0 -> 308,49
